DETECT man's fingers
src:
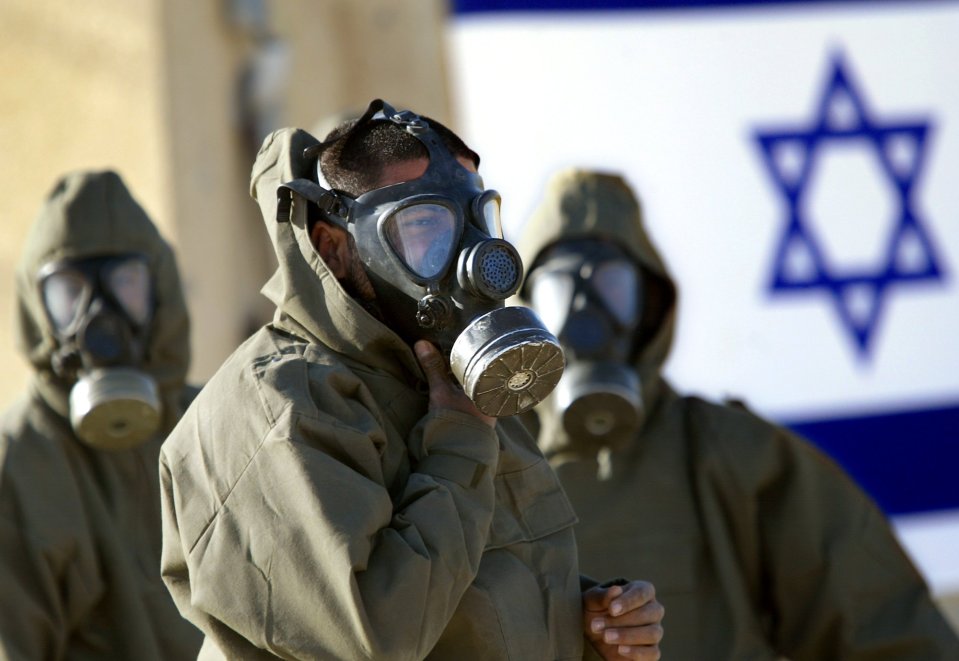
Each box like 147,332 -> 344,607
414,340 -> 446,387
415,339 -> 497,427
583,584 -> 624,613
584,581 -> 664,660
590,599 -> 665,638
614,643 -> 662,661
602,615 -> 665,646
609,581 -> 655,617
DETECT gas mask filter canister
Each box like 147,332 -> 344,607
552,361 -> 643,446
69,368 -> 162,450
450,306 -> 566,417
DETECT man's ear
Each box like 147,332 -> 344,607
310,220 -> 351,280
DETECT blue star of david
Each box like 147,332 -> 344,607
754,52 -> 944,358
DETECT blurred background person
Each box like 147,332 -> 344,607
0,170 -> 203,659
515,167 -> 959,660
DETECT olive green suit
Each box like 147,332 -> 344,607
0,171 -> 203,659
160,129 -> 595,660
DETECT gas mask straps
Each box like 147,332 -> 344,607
296,100 -> 567,416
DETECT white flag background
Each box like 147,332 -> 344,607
449,0 -> 959,598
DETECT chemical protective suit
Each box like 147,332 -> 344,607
159,128 -> 597,660
0,170 -> 203,659
518,168 -> 959,660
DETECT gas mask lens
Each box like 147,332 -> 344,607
40,255 -> 153,332
530,272 -> 573,335
529,256 -> 641,332
592,260 -> 640,326
105,258 -> 152,326
43,270 -> 90,332
472,190 -> 503,239
384,202 -> 458,280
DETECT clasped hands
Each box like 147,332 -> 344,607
584,580 -> 664,660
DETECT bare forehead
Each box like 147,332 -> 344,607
375,156 -> 478,189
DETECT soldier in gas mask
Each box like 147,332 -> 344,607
518,168 -> 959,660
0,170 -> 203,658
159,101 -> 665,660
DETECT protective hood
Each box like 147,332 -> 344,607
250,128 -> 423,382
14,170 -> 191,431
517,168 -> 677,425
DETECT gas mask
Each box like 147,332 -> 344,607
39,253 -> 161,450
526,239 -> 644,449
281,100 -> 564,417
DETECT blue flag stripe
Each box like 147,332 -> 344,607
787,403 -> 959,516
452,0 -> 942,14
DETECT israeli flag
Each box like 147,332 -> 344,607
449,0 -> 959,600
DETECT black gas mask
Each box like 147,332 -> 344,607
280,100 -> 564,417
526,239 -> 644,449
39,253 -> 160,450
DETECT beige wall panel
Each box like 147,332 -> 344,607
156,0 -> 276,385
157,0 -> 454,386
0,0 -> 166,410
0,0 -> 453,403
274,0 -> 452,135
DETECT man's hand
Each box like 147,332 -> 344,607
415,340 -> 496,428
583,581 -> 664,660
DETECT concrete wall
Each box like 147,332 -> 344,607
0,0 -> 169,406
0,0 -> 451,406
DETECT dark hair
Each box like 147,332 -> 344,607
318,114 -> 479,198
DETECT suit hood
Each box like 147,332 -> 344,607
249,128 -> 422,382
15,170 -> 191,427
517,168 -> 677,413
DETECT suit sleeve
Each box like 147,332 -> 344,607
752,428 -> 959,660
0,473 -> 102,661
161,402 -> 499,661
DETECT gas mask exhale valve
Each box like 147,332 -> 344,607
284,99 -> 566,416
